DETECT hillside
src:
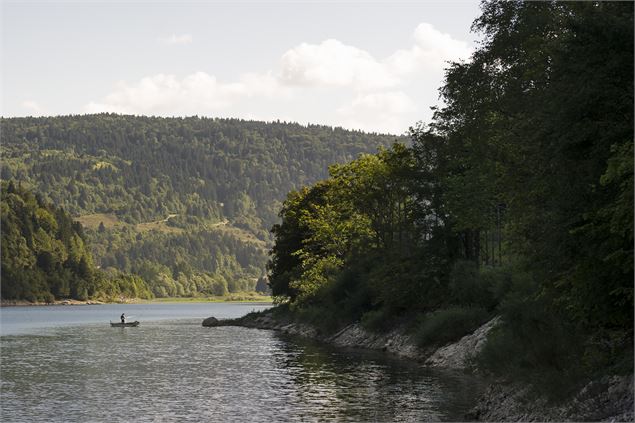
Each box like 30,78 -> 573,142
0,181 -> 153,302
0,115 -> 399,297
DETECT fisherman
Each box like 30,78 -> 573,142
120,313 -> 126,323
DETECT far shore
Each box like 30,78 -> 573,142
136,296 -> 273,304
1,295 -> 272,307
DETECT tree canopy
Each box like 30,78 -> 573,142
1,181 -> 153,302
267,0 -> 633,386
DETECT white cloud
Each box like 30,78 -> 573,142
161,33 -> 193,46
21,100 -> 44,115
279,23 -> 470,92
337,91 -> 417,134
85,22 -> 473,134
85,71 -> 283,115
280,39 -> 397,90
386,23 -> 472,75
413,23 -> 471,60
339,91 -> 416,115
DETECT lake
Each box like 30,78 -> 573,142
0,303 -> 482,422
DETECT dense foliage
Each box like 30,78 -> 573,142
268,0 -> 633,391
1,115 -> 397,297
1,181 -> 153,302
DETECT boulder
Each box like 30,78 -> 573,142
202,316 -> 220,327
425,316 -> 500,369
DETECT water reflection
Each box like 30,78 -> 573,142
272,334 -> 480,421
1,320 -> 482,422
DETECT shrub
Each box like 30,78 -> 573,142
480,266 -> 513,306
294,304 -> 345,334
476,293 -> 587,399
448,260 -> 495,309
360,307 -> 394,333
414,306 -> 490,347
368,255 -> 448,314
271,302 -> 291,319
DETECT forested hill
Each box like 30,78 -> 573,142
1,115 -> 398,229
1,181 -> 153,302
0,115 -> 399,297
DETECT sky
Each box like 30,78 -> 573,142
1,0 -> 482,135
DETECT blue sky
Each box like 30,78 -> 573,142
2,0 -> 482,134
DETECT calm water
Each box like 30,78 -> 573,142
1,303 -> 482,422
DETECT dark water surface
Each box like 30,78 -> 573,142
1,303 -> 482,422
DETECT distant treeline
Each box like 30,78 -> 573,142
0,115 -> 398,297
268,0 -> 633,395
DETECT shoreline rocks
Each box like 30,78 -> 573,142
203,311 -> 497,365
424,317 -> 500,369
327,322 -> 426,360
203,310 -> 634,422
468,374 -> 634,422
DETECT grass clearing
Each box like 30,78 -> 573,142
135,220 -> 184,234
209,222 -> 267,248
76,213 -> 121,229
92,161 -> 119,171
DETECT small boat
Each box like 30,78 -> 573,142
110,321 -> 140,327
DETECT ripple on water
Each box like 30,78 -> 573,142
1,320 -> 483,422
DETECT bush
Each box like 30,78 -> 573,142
294,304 -> 346,334
368,254 -> 448,314
480,266 -> 513,305
414,306 -> 490,347
320,263 -> 373,321
448,260 -> 495,309
476,293 -> 587,399
360,307 -> 394,333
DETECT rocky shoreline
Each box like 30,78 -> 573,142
204,310 -> 634,422
467,373 -> 634,422
204,311 -> 500,368
205,313 -> 430,360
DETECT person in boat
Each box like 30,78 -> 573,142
120,313 -> 126,323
